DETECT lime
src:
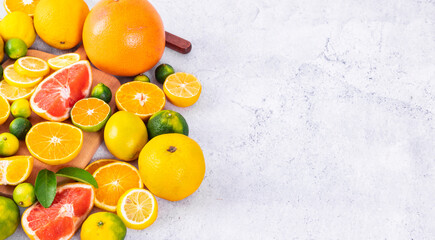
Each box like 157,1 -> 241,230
91,83 -> 112,103
155,64 -> 174,84
147,110 -> 189,139
10,118 -> 32,140
81,212 -> 126,240
11,99 -> 32,118
13,183 -> 36,207
134,74 -> 150,82
0,132 -> 19,156
5,38 -> 28,59
0,65 -> 3,80
0,196 -> 20,239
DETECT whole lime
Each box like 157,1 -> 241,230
133,74 -> 150,82
13,183 -> 36,208
155,64 -> 174,84
5,38 -> 28,59
0,196 -> 20,239
0,65 -> 3,80
0,132 -> 19,156
81,212 -> 126,240
11,99 -> 32,118
91,83 -> 112,103
147,110 -> 189,139
10,118 -> 32,140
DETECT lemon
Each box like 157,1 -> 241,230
0,196 -> 20,239
117,188 -> 158,230
0,94 -> 11,125
81,212 -> 126,240
13,183 -> 36,207
91,83 -> 112,103
0,11 -> 36,48
4,65 -> 43,88
0,132 -> 19,157
155,64 -> 174,84
10,117 -> 32,140
14,57 -> 50,78
5,38 -> 27,59
0,38 -> 4,63
0,80 -> 36,102
147,110 -> 189,139
133,74 -> 151,83
48,53 -> 80,70
11,99 -> 31,118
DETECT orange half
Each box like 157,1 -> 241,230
163,72 -> 202,107
4,0 -> 40,16
84,159 -> 118,175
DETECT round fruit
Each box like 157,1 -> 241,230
134,74 -> 151,82
81,212 -> 126,240
13,183 -> 36,207
0,38 -> 4,63
0,132 -> 19,157
9,117 -> 32,140
82,0 -> 165,76
0,196 -> 19,240
117,188 -> 158,230
34,0 -> 89,50
5,38 -> 28,59
138,134 -> 205,201
4,0 -> 40,16
11,99 -> 31,118
14,56 -> 50,78
155,64 -> 175,84
0,156 -> 33,185
91,83 -> 112,103
164,72 -> 202,108
0,80 -> 36,102
0,94 -> 11,125
84,159 -> 118,175
0,11 -> 36,48
71,98 -> 111,132
147,110 -> 189,139
47,53 -> 81,70
4,65 -> 43,88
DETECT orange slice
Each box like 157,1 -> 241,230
163,72 -> 202,107
70,98 -> 111,132
4,0 -> 40,16
115,82 -> 165,120
84,159 -> 118,175
0,156 -> 33,185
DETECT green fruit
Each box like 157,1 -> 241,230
10,118 -> 32,140
155,64 -> 174,84
13,183 -> 36,207
11,99 -> 32,118
91,83 -> 112,103
81,212 -> 126,240
147,110 -> 189,139
5,38 -> 27,59
134,74 -> 151,82
0,133 -> 19,156
0,65 -> 3,80
0,196 -> 20,239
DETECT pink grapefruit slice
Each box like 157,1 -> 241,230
22,183 -> 95,240
30,60 -> 93,121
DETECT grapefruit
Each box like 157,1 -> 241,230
30,60 -> 92,121
82,0 -> 165,76
22,183 -> 95,240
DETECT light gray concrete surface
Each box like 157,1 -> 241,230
3,0 -> 435,239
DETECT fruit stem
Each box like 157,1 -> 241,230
167,146 -> 177,153
98,221 -> 104,227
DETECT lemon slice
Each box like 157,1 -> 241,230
48,53 -> 80,71
0,94 -> 10,125
4,65 -> 43,88
0,80 -> 36,102
117,188 -> 158,230
0,156 -> 34,185
14,57 -> 50,78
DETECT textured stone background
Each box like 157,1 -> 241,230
3,0 -> 435,239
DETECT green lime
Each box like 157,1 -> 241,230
0,132 -> 19,156
11,99 -> 32,118
147,110 -> 189,139
13,183 -> 36,207
5,38 -> 27,60
9,118 -> 32,140
0,65 -> 3,79
134,74 -> 151,82
155,64 -> 174,84
81,212 -> 126,240
91,83 -> 112,103
0,196 -> 20,239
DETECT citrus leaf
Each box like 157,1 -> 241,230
34,169 -> 57,208
56,167 -> 98,188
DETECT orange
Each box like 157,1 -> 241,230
84,159 -> 118,175
4,0 -> 40,16
70,98 -> 111,132
163,73 -> 202,108
115,82 -> 165,121
93,162 -> 143,212
82,0 -> 165,76
0,156 -> 33,185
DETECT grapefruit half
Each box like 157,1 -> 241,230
30,60 -> 92,121
22,183 -> 95,240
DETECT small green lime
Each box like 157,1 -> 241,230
5,38 -> 27,59
91,83 -> 112,103
13,183 -> 36,207
134,74 -> 151,82
81,212 -> 126,240
0,65 -> 3,79
0,132 -> 19,156
0,196 -> 19,239
9,118 -> 32,140
147,110 -> 189,139
155,64 -> 175,84
10,99 -> 31,118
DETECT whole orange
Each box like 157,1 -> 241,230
82,0 -> 165,76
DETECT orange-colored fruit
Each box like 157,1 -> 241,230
84,159 -> 118,175
4,0 -> 40,16
163,72 -> 202,108
82,0 -> 165,76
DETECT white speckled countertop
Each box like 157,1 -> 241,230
4,0 -> 435,239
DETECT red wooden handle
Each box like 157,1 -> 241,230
165,31 -> 192,54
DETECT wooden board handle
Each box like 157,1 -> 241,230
165,31 -> 192,54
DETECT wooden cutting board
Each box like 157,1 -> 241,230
0,46 -> 121,197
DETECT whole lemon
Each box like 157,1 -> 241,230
34,0 -> 89,50
138,134 -> 205,201
104,111 -> 148,161
0,132 -> 19,157
0,196 -> 20,240
0,37 -> 4,61
81,212 -> 126,240
0,11 -> 36,48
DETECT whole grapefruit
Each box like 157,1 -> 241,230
82,0 -> 165,76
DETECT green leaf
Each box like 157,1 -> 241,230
34,169 -> 57,208
56,167 -> 98,188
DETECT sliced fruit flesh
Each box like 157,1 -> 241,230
4,0 -> 40,15
17,57 -> 49,74
0,80 -> 36,101
48,53 -> 80,70
165,73 -> 201,98
0,94 -> 10,120
116,82 -> 165,115
84,159 -> 118,175
5,65 -> 43,87
71,98 -> 110,126
121,190 -> 155,224
2,156 -> 33,184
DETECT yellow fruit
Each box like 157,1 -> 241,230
34,0 -> 89,50
0,132 -> 19,157
0,11 -> 36,47
48,53 -> 80,70
138,134 -> 205,201
14,57 -> 49,78
0,38 -> 4,62
4,65 -> 43,88
0,156 -> 33,185
163,72 -> 202,108
84,159 -> 118,175
0,80 -> 36,102
4,0 -> 40,16
0,196 -> 20,240
81,212 -> 126,240
117,188 -> 158,230
0,94 -> 10,125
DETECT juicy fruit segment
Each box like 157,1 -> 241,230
0,132 -> 19,157
93,162 -> 143,212
14,56 -> 50,78
4,64 -> 43,88
0,11 -> 36,47
117,188 -> 158,230
155,64 -> 175,84
30,60 -> 92,121
164,72 -> 202,108
81,212 -> 127,240
0,156 -> 33,185
115,81 -> 165,120
25,122 -> 83,165
0,80 -> 36,102
5,38 -> 27,59
84,159 -> 118,175
48,53 -> 81,70
0,196 -> 20,240
4,0 -> 40,16
22,183 -> 95,240
71,98 -> 111,132
147,110 -> 189,139
13,182 -> 36,207
0,94 -> 10,125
